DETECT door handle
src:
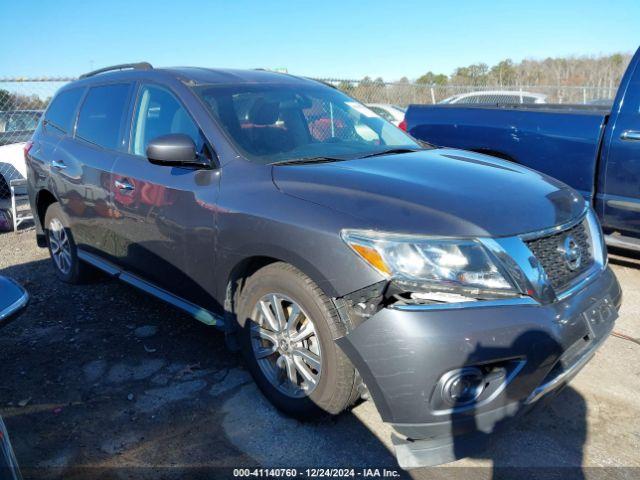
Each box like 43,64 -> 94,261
620,130 -> 640,141
114,179 -> 135,192
51,160 -> 67,169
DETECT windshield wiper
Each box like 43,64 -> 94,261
357,148 -> 422,159
270,156 -> 348,166
270,148 -> 424,165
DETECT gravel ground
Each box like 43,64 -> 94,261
0,226 -> 639,480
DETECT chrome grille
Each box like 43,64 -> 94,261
525,219 -> 594,291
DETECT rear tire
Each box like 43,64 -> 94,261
0,176 -> 9,199
236,262 -> 357,419
44,202 -> 93,284
0,208 -> 12,233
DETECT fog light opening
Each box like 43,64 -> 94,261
442,367 -> 485,406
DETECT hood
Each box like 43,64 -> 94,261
272,148 -> 585,237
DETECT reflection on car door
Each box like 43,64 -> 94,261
57,83 -> 133,257
110,83 -> 220,311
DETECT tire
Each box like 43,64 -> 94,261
236,262 -> 357,418
43,202 -> 93,284
0,176 -> 9,200
0,208 -> 12,233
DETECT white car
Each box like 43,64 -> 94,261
439,91 -> 547,105
0,143 -> 28,199
366,103 -> 406,126
0,110 -> 42,198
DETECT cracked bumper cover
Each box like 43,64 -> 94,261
336,266 -> 621,445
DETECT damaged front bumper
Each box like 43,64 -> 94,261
335,266 -> 621,468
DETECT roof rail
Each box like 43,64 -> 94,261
79,62 -> 153,79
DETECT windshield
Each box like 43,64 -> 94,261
193,82 -> 419,164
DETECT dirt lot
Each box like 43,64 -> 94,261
0,226 -> 639,480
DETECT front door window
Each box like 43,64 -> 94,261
131,85 -> 203,156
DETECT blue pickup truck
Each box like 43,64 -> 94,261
403,47 -> 640,251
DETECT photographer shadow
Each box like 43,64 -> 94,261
448,329 -> 588,480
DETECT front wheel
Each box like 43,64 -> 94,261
237,262 -> 357,418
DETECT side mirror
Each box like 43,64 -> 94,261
146,134 -> 207,167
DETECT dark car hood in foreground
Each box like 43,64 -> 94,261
0,275 -> 28,327
272,148 -> 585,237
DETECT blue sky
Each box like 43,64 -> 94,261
1,0 -> 638,80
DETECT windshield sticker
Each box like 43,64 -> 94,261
345,102 -> 378,118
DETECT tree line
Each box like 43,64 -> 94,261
416,52 -> 632,88
336,52 -> 632,88
331,52 -> 633,105
1,52 -> 634,113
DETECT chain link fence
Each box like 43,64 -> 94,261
319,79 -> 617,107
0,75 -> 618,199
0,78 -> 72,198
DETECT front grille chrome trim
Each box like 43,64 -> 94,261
518,208 -> 588,241
518,207 -> 589,242
487,208 -> 606,305
525,218 -> 594,292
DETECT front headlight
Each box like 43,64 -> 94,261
341,229 -> 519,299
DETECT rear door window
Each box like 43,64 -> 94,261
76,83 -> 132,150
45,88 -> 85,134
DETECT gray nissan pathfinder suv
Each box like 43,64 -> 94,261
25,63 -> 621,468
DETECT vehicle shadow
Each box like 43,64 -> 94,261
0,257 -> 405,480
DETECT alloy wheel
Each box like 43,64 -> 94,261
48,218 -> 72,275
250,293 -> 322,398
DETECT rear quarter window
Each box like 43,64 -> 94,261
7,113 -> 39,132
76,83 -> 132,150
368,106 -> 395,123
45,88 -> 85,134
